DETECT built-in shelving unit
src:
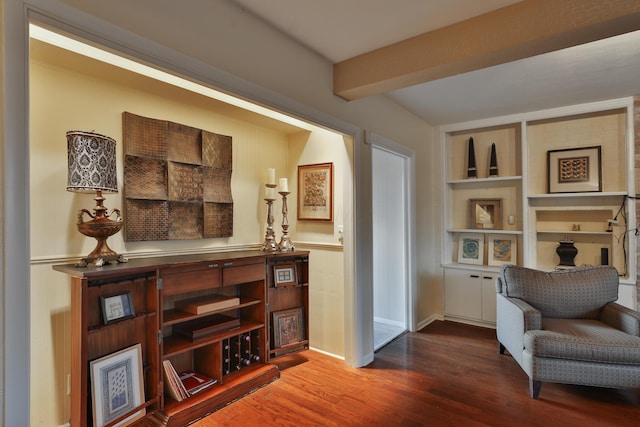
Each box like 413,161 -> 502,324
441,98 -> 637,326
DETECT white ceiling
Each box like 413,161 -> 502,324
232,0 -> 640,125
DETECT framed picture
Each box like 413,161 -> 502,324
272,307 -> 305,348
90,344 -> 145,427
457,233 -> 484,265
274,264 -> 297,287
547,146 -> 602,193
297,162 -> 333,221
469,198 -> 502,229
100,292 -> 135,325
488,234 -> 517,266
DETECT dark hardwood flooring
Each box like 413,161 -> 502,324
193,321 -> 640,427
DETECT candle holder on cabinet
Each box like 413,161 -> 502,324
277,191 -> 295,252
262,184 -> 278,252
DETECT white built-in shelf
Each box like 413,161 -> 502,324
528,191 -> 627,199
447,176 -> 522,185
441,263 -> 502,272
447,228 -> 523,235
536,230 -> 612,236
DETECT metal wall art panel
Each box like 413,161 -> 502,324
123,112 -> 233,241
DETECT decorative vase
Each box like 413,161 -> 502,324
489,142 -> 499,176
556,235 -> 578,268
466,137 -> 477,178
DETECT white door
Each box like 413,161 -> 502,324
371,137 -> 414,350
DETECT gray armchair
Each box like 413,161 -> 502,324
496,265 -> 640,399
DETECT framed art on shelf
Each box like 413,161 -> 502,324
547,146 -> 602,193
469,198 -> 502,229
90,343 -> 145,427
273,264 -> 297,287
297,162 -> 333,221
272,307 -> 305,348
458,233 -> 484,265
488,234 -> 517,266
100,292 -> 135,325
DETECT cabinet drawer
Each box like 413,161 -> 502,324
162,264 -> 221,295
222,262 -> 265,286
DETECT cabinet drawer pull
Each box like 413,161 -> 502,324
483,276 -> 493,280
208,264 -> 218,268
224,262 -> 233,267
470,274 -> 480,278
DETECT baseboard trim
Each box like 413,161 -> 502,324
416,314 -> 444,331
443,315 -> 496,329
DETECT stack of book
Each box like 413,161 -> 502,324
175,294 -> 240,314
172,314 -> 240,340
179,370 -> 217,395
163,360 -> 217,401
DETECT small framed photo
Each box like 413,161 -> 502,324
297,162 -> 333,221
488,234 -> 517,266
547,146 -> 602,193
458,233 -> 484,265
272,307 -> 305,349
90,344 -> 145,427
100,292 -> 135,325
469,198 -> 502,229
274,264 -> 297,287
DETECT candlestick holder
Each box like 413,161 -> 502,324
262,184 -> 278,252
277,191 -> 295,252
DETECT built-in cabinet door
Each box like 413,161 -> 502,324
480,272 -> 497,323
444,268 -> 497,324
444,269 -> 482,319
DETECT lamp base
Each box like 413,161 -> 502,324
76,253 -> 128,268
76,203 -> 126,267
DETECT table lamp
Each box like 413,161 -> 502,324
66,130 -> 126,267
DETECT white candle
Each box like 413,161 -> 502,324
279,177 -> 288,192
267,168 -> 276,185
265,186 -> 275,199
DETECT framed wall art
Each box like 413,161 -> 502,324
547,146 -> 602,193
100,292 -> 135,325
488,234 -> 517,266
297,162 -> 333,221
469,198 -> 502,229
90,343 -> 145,427
457,233 -> 484,265
273,264 -> 297,287
272,307 -> 305,348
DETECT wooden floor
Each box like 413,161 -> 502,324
192,321 -> 640,427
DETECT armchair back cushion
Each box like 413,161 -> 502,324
499,265 -> 619,319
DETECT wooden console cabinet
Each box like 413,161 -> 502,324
54,250 -> 309,426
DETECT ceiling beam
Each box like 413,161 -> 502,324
333,0 -> 640,100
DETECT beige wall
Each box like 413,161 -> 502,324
2,1 -> 437,425
30,39 -> 347,425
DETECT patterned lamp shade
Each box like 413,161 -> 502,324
66,131 -> 118,193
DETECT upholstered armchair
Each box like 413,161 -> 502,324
496,265 -> 640,399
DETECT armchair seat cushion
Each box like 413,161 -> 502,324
525,318 -> 640,364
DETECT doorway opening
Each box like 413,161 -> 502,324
370,135 -> 415,350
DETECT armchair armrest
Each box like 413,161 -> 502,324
496,294 -> 542,366
600,302 -> 640,336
